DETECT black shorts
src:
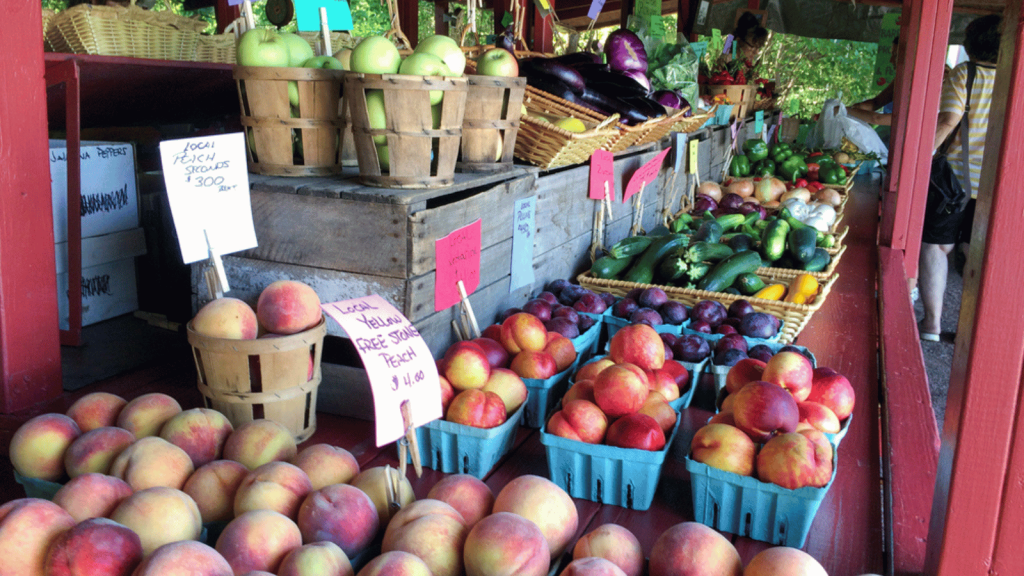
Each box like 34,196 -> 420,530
922,198 -> 976,245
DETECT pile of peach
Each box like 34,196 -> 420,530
691,353 -> 856,490
192,280 -> 323,340
545,324 -> 691,451
435,312 -> 578,429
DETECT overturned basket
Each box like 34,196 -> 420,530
46,0 -> 207,60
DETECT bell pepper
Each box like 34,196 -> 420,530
769,142 -> 791,157
729,154 -> 751,178
793,178 -> 809,189
805,162 -> 821,181
742,139 -> 769,163
820,165 -> 845,185
816,157 -> 838,171
752,158 -> 776,177
778,156 -> 808,182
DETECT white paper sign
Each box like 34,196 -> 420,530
321,295 -> 442,446
510,196 -> 536,292
159,133 -> 257,264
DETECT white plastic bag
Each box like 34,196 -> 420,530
806,99 -> 889,163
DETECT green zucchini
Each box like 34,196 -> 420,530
693,220 -> 724,243
778,207 -> 808,231
670,213 -> 694,233
647,225 -> 673,236
687,261 -> 712,282
696,250 -> 763,292
658,256 -> 688,282
622,234 -> 689,285
760,218 -> 790,262
608,236 -> 653,259
817,232 -> 836,248
734,272 -> 767,295
803,248 -> 832,272
787,227 -> 818,264
591,255 -> 634,279
714,213 -> 747,233
685,241 -> 734,264
723,287 -> 742,295
727,233 -> 757,253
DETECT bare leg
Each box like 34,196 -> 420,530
919,242 -> 954,335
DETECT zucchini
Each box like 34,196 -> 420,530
787,227 -> 818,264
608,236 -> 653,259
803,248 -> 832,272
591,255 -> 634,279
817,232 -> 836,248
647,225 -> 672,236
670,213 -> 694,233
696,250 -> 763,292
686,261 -> 712,282
685,241 -> 734,263
714,213 -> 747,233
693,220 -> 724,243
778,207 -> 808,231
735,272 -> 767,295
760,218 -> 790,262
622,234 -> 689,285
727,233 -> 757,253
658,256 -> 688,282
723,287 -> 742,295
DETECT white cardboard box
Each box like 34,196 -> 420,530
55,228 -> 147,330
50,140 -> 140,244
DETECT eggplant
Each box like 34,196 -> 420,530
551,52 -> 603,67
620,96 -> 666,119
580,69 -> 650,97
652,89 -> 684,109
524,75 -> 580,102
579,88 -> 646,124
519,58 -> 586,94
495,29 -> 516,53
621,69 -> 651,92
604,29 -> 648,73
566,62 -> 612,75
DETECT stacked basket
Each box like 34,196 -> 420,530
46,0 -> 207,60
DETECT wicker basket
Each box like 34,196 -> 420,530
577,271 -> 839,344
751,97 -> 776,112
514,114 -> 620,170
42,9 -> 55,52
670,106 -> 716,133
700,84 -> 757,120
458,75 -> 527,172
195,33 -> 236,64
46,0 -> 207,60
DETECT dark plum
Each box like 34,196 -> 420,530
638,287 -> 669,310
659,301 -> 688,325
496,307 -> 522,323
545,279 -> 571,296
714,333 -> 748,356
558,284 -> 589,305
522,299 -> 553,321
688,320 -> 712,334
659,332 -> 679,347
715,324 -> 738,335
722,317 -> 742,329
612,297 -> 639,319
663,342 -> 674,361
551,306 -> 580,325
739,312 -> 778,339
747,344 -> 775,363
625,287 -> 645,301
599,292 -> 617,309
714,348 -> 748,366
629,308 -> 663,326
573,293 -> 608,314
672,335 -> 711,363
727,299 -> 756,319
690,300 -> 728,328
544,317 -> 580,339
537,291 -> 559,305
578,315 -> 598,332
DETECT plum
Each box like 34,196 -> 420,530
496,307 -> 522,323
638,287 -> 669,309
573,293 -> 608,314
545,317 -> 580,339
739,312 -> 778,339
727,299 -> 756,319
722,317 -> 742,329
659,301 -> 688,325
522,298 -> 553,321
630,308 -> 663,326
558,284 -> 589,306
612,297 -> 639,319
714,333 -> 748,356
714,348 -> 748,366
545,279 -> 571,296
578,315 -> 597,332
672,335 -> 711,363
625,287 -> 645,301
659,332 -> 678,347
690,300 -> 728,328
551,306 -> 580,325
688,320 -> 712,334
715,324 -> 738,335
747,344 -> 775,363
663,342 -> 674,361
599,292 -> 617,309
537,291 -> 559,305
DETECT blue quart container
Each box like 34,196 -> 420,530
411,403 -> 525,479
572,314 -> 604,359
521,355 -> 582,428
540,413 -> 681,510
825,414 -> 851,447
605,314 -> 685,342
14,470 -> 64,500
685,443 -> 838,548
707,340 -> 817,396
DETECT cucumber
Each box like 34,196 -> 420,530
760,218 -> 790,262
787,227 -> 818,263
608,236 -> 653,259
647,224 -> 673,236
685,241 -> 734,263
803,248 -> 832,272
723,287 -> 742,295
735,272 -> 767,295
693,220 -> 724,243
658,256 -> 688,282
622,234 -> 689,285
696,250 -> 763,292
590,255 -> 634,279
686,261 -> 712,282
670,213 -> 694,233
714,213 -> 747,233
727,233 -> 757,253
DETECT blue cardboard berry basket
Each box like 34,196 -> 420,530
521,354 -> 582,428
685,442 -> 838,548
539,412 -> 681,510
573,313 -> 604,358
706,339 -> 817,396
13,470 -> 64,500
604,314 -> 686,342
411,403 -> 525,479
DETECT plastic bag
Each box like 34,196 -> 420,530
632,21 -> 700,109
806,99 -> 889,162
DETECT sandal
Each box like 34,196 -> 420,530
920,332 -> 941,342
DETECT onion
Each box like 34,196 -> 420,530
725,178 -> 755,199
604,29 -> 648,73
719,193 -> 745,210
813,187 -> 843,207
780,188 -> 812,203
754,177 -> 787,204
697,182 -> 723,202
738,201 -> 766,220
692,195 -> 718,214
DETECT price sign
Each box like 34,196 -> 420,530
690,41 -> 708,64
722,33 -> 734,55
713,105 -> 734,126
434,220 -> 482,312
589,149 -> 615,200
159,133 -> 257,264
510,196 -> 537,292
754,111 -> 764,138
688,139 -> 700,174
321,296 -> 441,446
295,0 -> 353,31
587,0 -> 605,20
673,133 -> 687,173
625,148 -> 670,201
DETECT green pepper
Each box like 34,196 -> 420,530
778,155 -> 808,181
816,157 -> 838,171
742,139 -> 769,163
820,165 -> 845,184
729,154 -> 751,178
752,158 -> 776,177
771,147 -> 793,163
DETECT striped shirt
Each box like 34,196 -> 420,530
940,61 -> 996,197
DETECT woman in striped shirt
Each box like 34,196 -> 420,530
918,15 -> 1001,342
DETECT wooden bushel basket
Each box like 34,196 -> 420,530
234,66 -> 345,177
458,75 -> 526,172
187,318 -> 328,443
701,84 -> 757,120
345,72 -> 468,188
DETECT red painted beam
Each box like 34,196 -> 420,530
0,1 -> 64,413
398,0 -> 420,48
533,0 -> 555,54
926,2 -> 1024,573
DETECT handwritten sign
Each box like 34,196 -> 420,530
625,148 -> 670,201
690,41 -> 708,65
159,133 -> 257,265
722,34 -> 734,55
295,0 -> 353,32
754,111 -> 764,137
673,133 -> 687,173
712,105 -> 734,126
688,139 -> 700,174
49,141 -> 138,244
321,296 -> 441,446
434,220 -> 481,312
510,196 -> 536,292
589,149 -> 615,200
730,123 -> 740,151
587,0 -> 606,20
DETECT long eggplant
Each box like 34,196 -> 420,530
621,96 -> 667,119
580,87 -> 648,125
566,62 -> 612,75
551,52 -> 603,67
578,69 -> 651,97
524,75 -> 580,102
519,58 -> 586,95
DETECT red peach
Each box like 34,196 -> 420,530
63,426 -> 135,477
381,499 -> 469,576
108,436 -> 194,491
743,546 -> 828,576
618,363 -> 649,387
426,474 -> 495,528
183,459 -> 250,523
297,483 -> 380,558
639,394 -> 677,434
708,411 -> 737,426
499,313 -> 548,354
574,357 -> 614,383
725,358 -> 767,395
593,365 -> 648,419
761,351 -> 814,402
757,432 -> 832,489
648,522 -> 742,576
0,498 -> 77,576
357,550 -> 433,576
159,407 -> 235,468
439,374 -> 456,415
606,413 -> 666,451
543,335 -> 578,373
647,369 -> 681,402
444,341 -> 492,391
349,466 -> 415,527
222,419 -> 298,470
234,461 -> 314,519
471,337 -> 511,368
446,389 -> 507,428
277,541 -> 354,576
797,401 -> 841,434
110,487 -> 202,556
116,392 -> 182,439
731,381 -> 800,443
660,359 -> 690,390
609,324 -> 665,371
806,371 -> 856,421
481,324 -> 503,342
560,557 -> 627,576
509,350 -> 559,380
53,473 -> 133,522
572,523 -> 644,576
65,392 -> 127,432
481,367 -> 529,414
463,512 -> 550,576
216,509 -> 303,574
133,541 -> 234,576
193,297 -> 259,340
547,399 -> 609,444
256,280 -> 323,335
690,423 -> 757,476
493,474 -> 578,558
44,517 -> 143,576
290,443 -> 361,491
9,413 -> 81,481
799,429 -> 836,487
563,379 -> 597,404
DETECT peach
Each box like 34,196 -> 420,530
606,413 -> 666,451
761,351 -> 814,402
720,393 -> 736,414
690,423 -> 757,477
297,483 -> 379,557
647,369 -> 681,402
499,313 -> 548,354
799,429 -> 836,487
183,459 -> 250,523
481,367 -> 529,415
708,411 -> 737,426
797,401 -> 841,434
446,389 -> 507,428
639,394 -> 677,434
222,419 -> 298,470
724,358 -> 767,395
572,523 -> 644,576
731,381 -> 799,443
563,379 -> 596,405
439,374 -> 456,415
110,487 -> 202,555
159,408 -> 235,468
53,473 -> 133,522
66,392 -> 127,432
350,466 -> 415,527
63,426 -> 135,477
463,512 -> 550,576
108,436 -> 194,491
9,413 -> 81,481
608,324 -> 664,371
193,297 -> 259,340
593,365 -> 648,419
278,541 -> 354,576
44,517 -> 144,576
426,474 -> 494,528
0,498 -> 76,576
575,357 -> 614,383
493,474 -> 578,558
806,370 -> 856,421
660,359 -> 690,389
743,546 -> 828,576
560,557 -> 627,576
509,350 -> 559,380
116,392 -> 182,438
544,335 -> 578,373
357,551 -> 432,576
481,324 -> 503,342
256,280 -> 323,335
648,522 -> 742,576
546,399 -> 608,444
381,499 -> 468,576
216,510 -> 303,574
471,337 -> 511,369
618,363 -> 649,387
444,341 -> 492,391
757,432 -> 832,489
133,541 -> 233,576
234,461 -> 314,519
291,443 -> 361,491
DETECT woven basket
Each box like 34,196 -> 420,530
195,33 -> 236,64
298,31 -> 358,54
670,106 -> 716,133
514,114 -> 620,170
751,97 -> 776,112
46,0 -> 207,60
577,271 -> 839,344
42,9 -> 55,52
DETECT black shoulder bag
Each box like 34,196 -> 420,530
928,62 -> 976,215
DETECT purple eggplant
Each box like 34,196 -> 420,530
604,29 -> 648,73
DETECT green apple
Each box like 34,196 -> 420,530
278,32 -> 316,67
376,143 -> 390,170
431,102 -> 442,129
236,28 -> 290,68
475,48 -> 519,77
288,81 -> 300,109
365,89 -> 388,145
332,48 -> 353,70
303,55 -> 345,70
414,34 -> 466,76
350,36 -> 401,75
399,52 -> 451,105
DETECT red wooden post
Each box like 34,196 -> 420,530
398,0 -> 420,48
532,0 -> 555,54
214,0 -> 240,33
926,3 -> 1024,573
0,1 -> 63,413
